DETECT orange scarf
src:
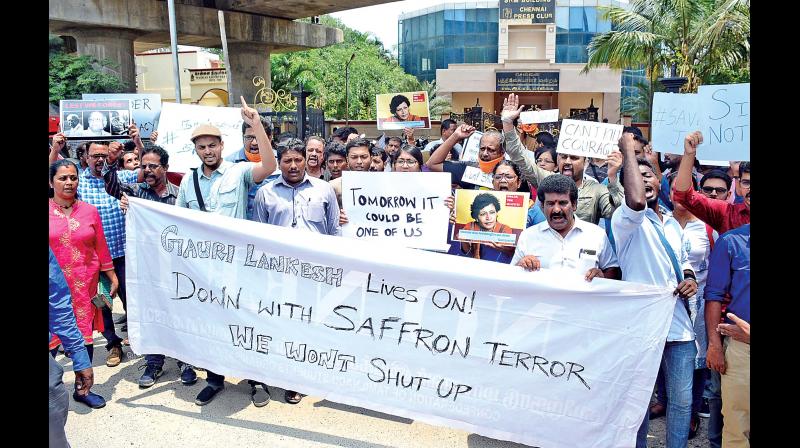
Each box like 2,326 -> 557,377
244,151 -> 261,163
478,156 -> 503,173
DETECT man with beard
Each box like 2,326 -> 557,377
323,142 -> 347,181
512,174 -> 620,280
496,93 -> 624,224
672,131 -> 750,234
103,146 -> 199,389
252,141 -> 340,406
425,124 -> 505,189
329,138 -> 372,207
224,115 -> 280,220
175,99 -> 278,407
370,147 -> 388,172
304,135 -> 326,178
76,140 -> 139,368
613,132 -> 698,448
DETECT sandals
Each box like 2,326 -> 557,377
285,390 -> 304,405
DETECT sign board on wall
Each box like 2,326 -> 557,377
500,0 -> 556,23
497,72 -> 559,92
189,69 -> 227,84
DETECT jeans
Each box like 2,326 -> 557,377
145,354 -> 188,369
49,354 -> 71,448
113,256 -> 127,311
98,272 -> 124,349
637,340 -> 697,448
707,369 -> 723,448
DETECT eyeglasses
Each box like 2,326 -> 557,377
243,135 -> 257,141
739,179 -> 750,188
536,158 -> 554,165
89,154 -> 109,160
396,159 -> 418,166
701,186 -> 728,195
142,163 -> 162,171
493,174 -> 518,181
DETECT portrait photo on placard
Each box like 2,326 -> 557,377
376,91 -> 431,130
452,189 -> 529,246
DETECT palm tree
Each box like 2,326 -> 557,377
423,80 -> 451,118
582,0 -> 750,109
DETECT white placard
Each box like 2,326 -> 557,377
460,131 -> 483,163
155,102 -> 244,173
651,92 -> 702,155
697,83 -> 750,161
556,119 -> 623,159
83,93 -> 162,138
520,109 -> 559,124
461,165 -> 495,188
127,197 -> 675,448
341,172 -> 451,250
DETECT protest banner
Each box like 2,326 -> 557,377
155,102 -> 244,173
341,172 -> 451,250
60,99 -> 132,139
376,91 -> 431,130
651,92 -> 702,155
697,83 -> 749,161
556,119 -> 623,159
520,109 -> 559,124
127,197 -> 675,448
83,93 -> 162,138
461,165 -> 494,189
460,131 -> 483,162
452,190 -> 528,246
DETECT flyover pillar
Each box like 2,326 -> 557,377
227,42 -> 272,106
68,27 -> 143,92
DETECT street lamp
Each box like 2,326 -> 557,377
345,53 -> 356,125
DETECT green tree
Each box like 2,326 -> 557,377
49,35 -> 127,103
582,0 -> 750,117
268,16 -> 428,120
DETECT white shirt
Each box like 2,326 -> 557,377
611,203 -> 695,342
511,218 -> 619,273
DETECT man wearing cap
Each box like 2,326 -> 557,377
175,100 -> 277,407
176,100 -> 277,219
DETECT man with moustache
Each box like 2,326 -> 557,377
425,124 -> 505,189
77,140 -> 138,367
613,132 -> 698,448
512,174 -> 620,281
304,135 -> 326,178
224,115 -> 280,220
252,140 -> 340,405
672,131 -> 750,234
370,147 -> 388,172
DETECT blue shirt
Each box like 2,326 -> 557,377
252,174 -> 341,236
77,167 -> 138,259
704,224 -> 750,324
526,201 -> 546,228
49,249 -> 91,372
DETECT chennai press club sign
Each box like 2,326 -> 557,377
500,0 -> 556,23
496,71 -> 559,92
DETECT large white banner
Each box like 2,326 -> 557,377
155,102 -> 244,173
341,172 -> 451,251
127,198 -> 675,448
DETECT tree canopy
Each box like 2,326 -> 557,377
270,16 -> 447,120
49,34 -> 127,103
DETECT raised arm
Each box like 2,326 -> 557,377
500,93 -> 550,187
618,133 -> 646,211
675,131 -> 703,192
241,96 -> 277,182
49,132 -> 66,165
426,124 -> 475,172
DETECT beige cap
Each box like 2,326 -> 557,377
190,124 -> 223,142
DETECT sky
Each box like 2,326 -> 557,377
331,0 -> 469,53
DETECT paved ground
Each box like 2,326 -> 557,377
59,305 -> 711,448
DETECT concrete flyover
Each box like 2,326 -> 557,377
49,0 -> 397,101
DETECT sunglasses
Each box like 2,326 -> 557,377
701,186 -> 728,195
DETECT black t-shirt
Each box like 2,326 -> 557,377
443,160 -> 481,189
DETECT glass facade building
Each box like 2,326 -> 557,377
398,4 -> 499,83
554,5 -> 612,63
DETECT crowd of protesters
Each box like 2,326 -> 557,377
49,93 -> 749,448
